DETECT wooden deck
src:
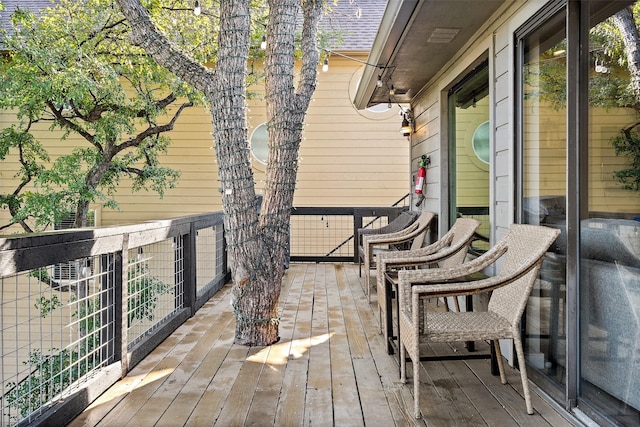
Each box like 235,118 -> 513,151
69,263 -> 576,426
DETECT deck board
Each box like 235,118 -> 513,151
69,263 -> 577,427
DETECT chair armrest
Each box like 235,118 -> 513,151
397,239 -> 507,285
363,222 -> 420,245
364,221 -> 430,248
376,234 -> 455,268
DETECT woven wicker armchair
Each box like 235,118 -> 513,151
360,211 -> 435,302
357,211 -> 419,274
397,224 -> 560,418
375,217 -> 480,350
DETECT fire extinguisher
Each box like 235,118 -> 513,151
414,155 -> 430,206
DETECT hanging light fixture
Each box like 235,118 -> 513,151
193,0 -> 201,16
322,57 -> 329,72
400,110 -> 413,137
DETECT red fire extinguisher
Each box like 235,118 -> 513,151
414,159 -> 426,195
414,155 -> 430,207
414,155 -> 430,194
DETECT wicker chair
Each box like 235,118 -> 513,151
357,211 -> 419,275
360,211 -> 435,302
375,217 -> 480,351
397,224 -> 560,418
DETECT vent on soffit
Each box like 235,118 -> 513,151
428,27 -> 460,44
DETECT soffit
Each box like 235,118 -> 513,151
354,0 -> 506,109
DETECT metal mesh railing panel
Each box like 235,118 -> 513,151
290,214 -> 355,258
195,225 -> 224,293
1,255 -> 116,427
126,237 -> 183,347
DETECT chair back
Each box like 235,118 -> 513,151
438,218 -> 481,268
392,211 -> 420,232
408,211 -> 436,250
488,224 -> 560,325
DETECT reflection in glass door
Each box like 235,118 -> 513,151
447,61 -> 490,247
582,2 -> 640,423
520,9 -> 568,393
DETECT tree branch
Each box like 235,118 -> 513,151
115,0 -> 215,95
46,101 -> 103,152
115,100 -> 193,152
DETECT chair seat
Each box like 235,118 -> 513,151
424,311 -> 514,343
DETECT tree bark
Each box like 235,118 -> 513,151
116,0 -> 323,346
613,6 -> 640,97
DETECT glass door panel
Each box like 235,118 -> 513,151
581,2 -> 640,423
448,62 -> 490,252
520,9 -> 568,390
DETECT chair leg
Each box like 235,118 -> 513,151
364,256 -> 371,302
493,339 -> 507,384
513,336 -> 534,415
400,340 -> 407,383
413,353 -> 421,419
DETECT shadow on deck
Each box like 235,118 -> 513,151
69,263 -> 576,427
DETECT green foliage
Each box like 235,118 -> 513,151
0,0 -> 218,231
4,348 -> 81,419
34,294 -> 62,317
127,258 -> 172,326
611,125 -> 640,191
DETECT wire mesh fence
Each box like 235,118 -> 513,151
195,225 -> 225,294
126,238 -> 183,347
0,212 -> 227,426
1,254 -> 116,427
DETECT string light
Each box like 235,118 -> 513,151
376,74 -> 383,88
193,0 -> 201,16
260,35 -> 267,50
322,57 -> 329,72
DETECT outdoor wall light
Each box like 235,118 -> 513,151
401,110 -> 413,137
193,0 -> 201,16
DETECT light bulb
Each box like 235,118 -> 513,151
322,58 -> 329,72
260,36 -> 266,50
193,0 -> 201,16
376,75 -> 383,88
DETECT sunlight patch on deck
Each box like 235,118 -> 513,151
85,368 -> 175,408
246,332 -> 334,365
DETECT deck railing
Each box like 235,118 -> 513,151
0,206 -> 405,426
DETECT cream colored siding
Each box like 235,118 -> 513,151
249,55 -> 409,208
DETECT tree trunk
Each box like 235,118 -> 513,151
116,0 -> 323,346
613,7 -> 640,96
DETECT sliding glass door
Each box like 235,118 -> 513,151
518,1 -> 640,424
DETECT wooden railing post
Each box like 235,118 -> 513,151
183,224 -> 197,316
353,209 -> 364,264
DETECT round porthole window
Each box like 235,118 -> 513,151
250,122 -> 269,164
472,121 -> 490,164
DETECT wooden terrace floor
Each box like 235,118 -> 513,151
69,263 -> 577,426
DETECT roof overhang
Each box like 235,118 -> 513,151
353,0 -> 506,109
